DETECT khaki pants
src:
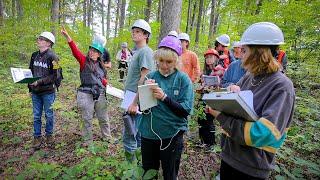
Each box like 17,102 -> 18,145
77,91 -> 111,142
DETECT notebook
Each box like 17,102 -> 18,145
202,90 -> 258,121
10,67 -> 40,83
106,85 -> 124,99
138,83 -> 158,111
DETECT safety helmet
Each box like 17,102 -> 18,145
93,34 -> 107,46
39,32 -> 55,45
178,33 -> 190,42
89,42 -> 104,54
240,22 -> 284,45
216,34 -> 230,47
121,42 -> 128,48
232,41 -> 241,48
168,30 -> 178,37
131,19 -> 152,37
204,49 -> 219,58
158,36 -> 182,56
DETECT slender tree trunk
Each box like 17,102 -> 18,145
16,0 -> 23,20
208,0 -> 216,39
144,0 -> 152,22
106,0 -> 111,39
195,0 -> 203,45
51,0 -> 59,36
190,0 -> 197,32
157,0 -> 163,22
119,0 -> 126,29
255,0 -> 263,15
185,0 -> 191,33
83,0 -> 87,27
87,0 -> 92,28
159,0 -> 182,42
12,0 -> 16,18
102,0 -> 105,36
0,0 -> 3,25
114,0 -> 120,37
212,0 -> 220,35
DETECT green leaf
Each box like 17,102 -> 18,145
143,169 -> 158,180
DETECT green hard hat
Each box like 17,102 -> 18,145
89,42 -> 104,54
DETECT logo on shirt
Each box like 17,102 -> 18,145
33,61 -> 48,68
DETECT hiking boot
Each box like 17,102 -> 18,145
45,135 -> 55,148
32,137 -> 42,150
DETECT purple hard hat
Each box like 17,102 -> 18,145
158,35 -> 182,56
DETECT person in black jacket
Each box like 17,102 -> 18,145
28,31 -> 59,149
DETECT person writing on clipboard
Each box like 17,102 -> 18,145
139,35 -> 194,179
207,22 -> 295,179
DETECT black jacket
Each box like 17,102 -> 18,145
28,49 -> 59,95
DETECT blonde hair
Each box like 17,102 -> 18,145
242,45 -> 280,75
153,47 -> 182,70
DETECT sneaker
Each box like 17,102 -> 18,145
32,136 -> 42,150
45,135 -> 55,148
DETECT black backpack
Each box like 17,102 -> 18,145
55,67 -> 63,91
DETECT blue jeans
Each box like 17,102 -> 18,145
32,93 -> 55,137
123,113 -> 141,153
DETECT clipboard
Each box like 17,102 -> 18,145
202,90 -> 258,121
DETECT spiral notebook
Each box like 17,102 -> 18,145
138,83 -> 158,111
202,90 -> 258,121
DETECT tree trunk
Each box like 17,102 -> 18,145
0,0 -> 3,25
119,0 -> 126,29
16,0 -> 23,20
190,0 -> 197,32
195,0 -> 203,46
255,0 -> 263,15
159,0 -> 182,42
87,0 -> 92,28
185,0 -> 192,33
208,0 -> 216,40
212,0 -> 220,36
106,0 -> 111,39
12,0 -> 16,18
114,0 -> 120,37
101,0 -> 105,36
83,0 -> 87,27
51,0 -> 59,36
144,0 -> 152,22
156,0 -> 163,22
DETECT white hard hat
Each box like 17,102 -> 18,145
216,34 -> 230,46
131,19 -> 152,37
232,41 -> 241,48
168,30 -> 178,37
93,34 -> 107,46
178,33 -> 190,42
39,31 -> 55,44
240,22 -> 284,45
121,42 -> 128,48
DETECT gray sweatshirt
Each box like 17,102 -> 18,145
216,71 -> 295,178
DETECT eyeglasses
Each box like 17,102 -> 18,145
37,37 -> 49,42
241,48 -> 246,54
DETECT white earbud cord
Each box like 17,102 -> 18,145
144,109 -> 179,151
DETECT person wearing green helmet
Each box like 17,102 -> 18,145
61,26 -> 112,146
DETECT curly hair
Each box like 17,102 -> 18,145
154,47 -> 182,70
242,45 -> 280,75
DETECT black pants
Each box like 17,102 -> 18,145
198,112 -> 215,145
118,62 -> 128,80
141,131 -> 184,180
220,160 -> 265,180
